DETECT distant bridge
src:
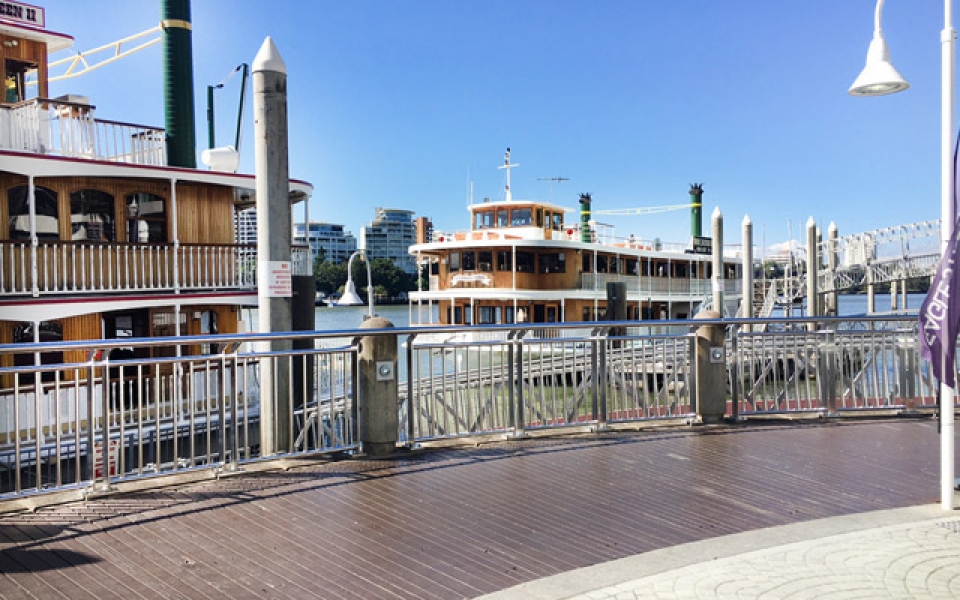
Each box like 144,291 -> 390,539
809,220 -> 940,293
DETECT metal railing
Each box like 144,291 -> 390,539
0,314 -> 947,507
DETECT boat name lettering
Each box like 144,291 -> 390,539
0,1 -> 43,27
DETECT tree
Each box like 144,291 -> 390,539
314,260 -> 346,294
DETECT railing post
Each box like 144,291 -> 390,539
356,317 -> 398,457
596,328 -> 608,428
507,331 -> 528,439
405,333 -> 416,447
694,311 -> 727,423
730,323 -> 741,420
817,330 -> 838,415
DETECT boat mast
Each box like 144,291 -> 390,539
498,147 -> 519,201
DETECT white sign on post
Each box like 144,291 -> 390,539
259,261 -> 292,297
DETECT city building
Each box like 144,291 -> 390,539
415,216 -> 434,244
294,221 -> 358,265
360,208 -> 418,274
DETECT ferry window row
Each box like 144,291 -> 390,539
5,186 -> 167,243
447,250 -> 566,274
473,207 -> 564,230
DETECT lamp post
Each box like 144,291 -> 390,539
849,0 -> 956,510
338,249 -> 375,319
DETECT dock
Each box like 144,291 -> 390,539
0,418 -> 953,598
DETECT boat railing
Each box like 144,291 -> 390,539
0,97 -> 166,165
580,272 -> 742,297
0,314 -> 947,507
0,241 -> 280,296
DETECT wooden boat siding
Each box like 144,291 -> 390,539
1,176 -> 236,245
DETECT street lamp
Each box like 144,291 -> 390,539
337,249 -> 375,319
849,0 -> 956,510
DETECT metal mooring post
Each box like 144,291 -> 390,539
357,317 -> 398,457
694,311 -> 726,423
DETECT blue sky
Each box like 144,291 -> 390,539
37,1 -> 948,252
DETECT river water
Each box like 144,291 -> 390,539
309,293 -> 926,331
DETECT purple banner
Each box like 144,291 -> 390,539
920,225 -> 960,387
919,131 -> 960,387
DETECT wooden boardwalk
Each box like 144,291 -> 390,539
0,418 -> 952,599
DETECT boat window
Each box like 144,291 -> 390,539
70,189 -> 116,242
448,252 -> 460,272
477,251 -> 493,272
610,256 -> 620,274
497,250 -> 512,271
4,59 -> 36,104
7,185 -> 59,240
675,263 -> 687,278
478,306 -> 498,324
552,212 -> 563,230
125,193 -> 167,243
462,251 -> 475,271
535,209 -> 543,228
516,251 -> 534,273
626,258 -> 638,275
596,255 -> 608,273
504,306 -> 515,324
497,209 -> 509,228
475,210 -> 495,229
511,208 -> 532,227
642,260 -> 652,276
539,252 -> 566,274
13,321 -> 63,380
581,253 -> 592,273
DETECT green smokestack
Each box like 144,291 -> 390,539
162,0 -> 197,168
689,183 -> 703,238
579,193 -> 592,243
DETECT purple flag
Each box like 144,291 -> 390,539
920,131 -> 960,387
920,224 -> 960,388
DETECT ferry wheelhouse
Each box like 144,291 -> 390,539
0,6 -> 311,384
408,150 -> 742,329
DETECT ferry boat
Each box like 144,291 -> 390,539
0,6 -> 311,383
407,149 -> 743,334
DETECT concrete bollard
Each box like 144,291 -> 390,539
694,310 -> 727,423
357,317 -> 399,457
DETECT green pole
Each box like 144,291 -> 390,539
579,193 -> 592,243
689,184 -> 703,238
162,0 -> 197,168
206,84 -> 215,150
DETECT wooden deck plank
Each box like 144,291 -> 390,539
0,419 -> 952,599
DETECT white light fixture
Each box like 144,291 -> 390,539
336,249 -> 375,319
848,0 -> 910,96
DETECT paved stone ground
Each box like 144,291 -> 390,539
484,505 -> 960,600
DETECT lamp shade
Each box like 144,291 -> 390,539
848,36 -> 909,96
337,279 -> 365,306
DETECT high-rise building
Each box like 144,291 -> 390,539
294,221 -> 358,265
360,208 -> 417,274
414,216 -> 434,244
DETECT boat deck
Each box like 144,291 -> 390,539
0,418 -> 951,599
